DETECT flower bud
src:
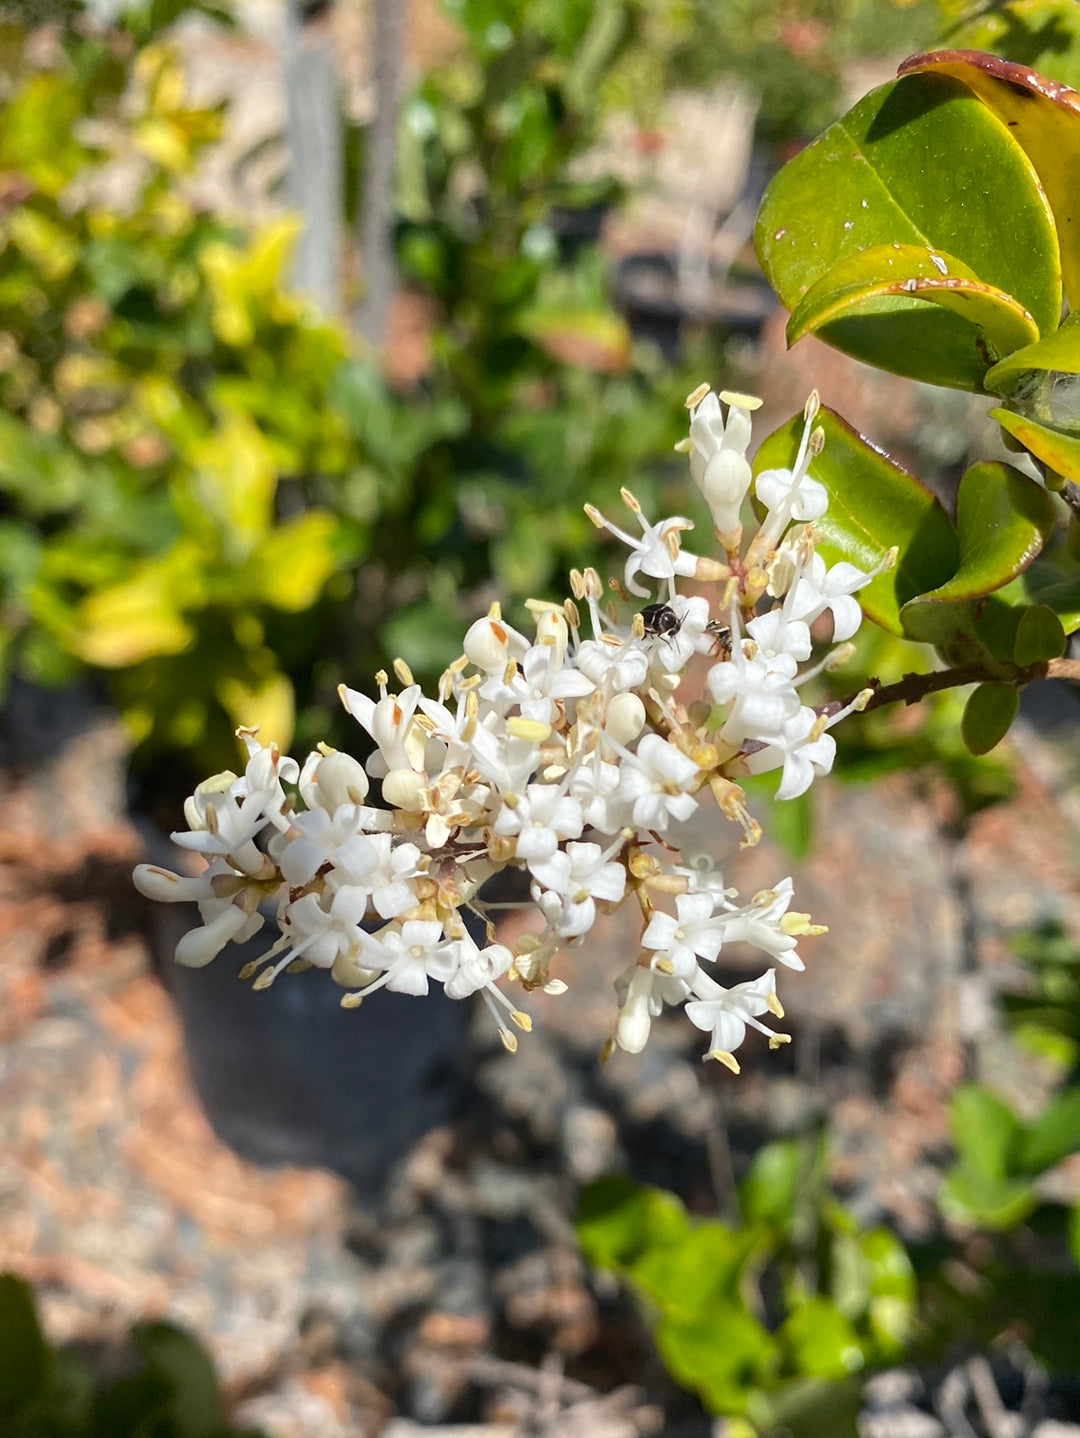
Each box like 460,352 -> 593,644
382,767 -> 427,812
133,864 -> 212,903
314,750 -> 370,808
175,904 -> 250,968
604,692 -> 646,746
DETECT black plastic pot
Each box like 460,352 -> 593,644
146,859 -> 471,1198
613,250 -> 776,359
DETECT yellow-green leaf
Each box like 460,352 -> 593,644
900,49 -> 1080,307
250,509 -> 341,611
787,243 -> 1040,390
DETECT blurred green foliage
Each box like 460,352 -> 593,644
0,7 -> 370,774
580,923 -> 1080,1435
0,0 -> 700,784
579,1138 -> 916,1435
0,1272 -> 265,1438
603,0 -> 941,145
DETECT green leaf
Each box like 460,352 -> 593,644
0,1274 -> 52,1419
991,409 -> 1080,486
900,49 -> 1080,307
739,1139 -> 801,1229
942,2 -> 1080,91
631,1223 -> 753,1319
753,408 -> 957,636
750,1374 -> 865,1438
1016,1087 -> 1080,1174
1014,604 -> 1067,664
133,1323 -> 223,1438
780,1297 -> 865,1379
938,1165 -> 1038,1229
900,462 -> 1055,640
962,682 -> 1019,754
787,243 -> 1040,390
985,311 -> 1080,404
993,534 -> 1080,635
576,1175 -> 688,1270
949,1084 -> 1021,1179
656,1305 -> 774,1416
755,72 -> 1061,386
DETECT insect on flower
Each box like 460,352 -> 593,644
706,619 -> 733,661
640,602 -> 682,638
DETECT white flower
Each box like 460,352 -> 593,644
786,553 -> 869,642
752,399 -> 827,552
641,891 -> 726,979
574,636 -> 650,693
270,805 -> 374,887
298,748 -> 370,811
745,607 -> 812,665
686,388 -> 757,536
339,678 -> 424,776
646,594 -> 714,675
480,638 -> 594,724
707,647 -> 801,747
616,734 -> 700,832
568,755 -> 624,832
531,841 -> 626,938
334,832 -> 424,919
281,885 -> 371,970
172,770 -> 272,876
684,968 -> 788,1068
744,706 -> 836,802
347,919 -> 461,998
718,878 -> 806,970
585,491 -> 702,599
494,783 -> 584,868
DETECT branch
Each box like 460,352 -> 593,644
825,655 -> 1080,718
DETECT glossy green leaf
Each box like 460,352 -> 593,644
900,49 -> 1080,306
756,72 -> 1061,386
787,243 -> 1039,390
753,408 -> 957,635
900,462 -> 1055,639
962,681 -> 1019,754
985,315 -> 1080,455
986,311 -> 1080,393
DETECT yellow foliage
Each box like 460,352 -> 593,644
189,410 -> 277,554
250,510 -> 340,612
71,543 -> 205,667
217,668 -> 295,753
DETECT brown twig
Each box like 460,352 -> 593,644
825,656 -> 1080,719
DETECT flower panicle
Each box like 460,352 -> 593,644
133,385 -> 878,1068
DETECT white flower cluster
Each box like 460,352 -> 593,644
134,386 -> 884,1071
